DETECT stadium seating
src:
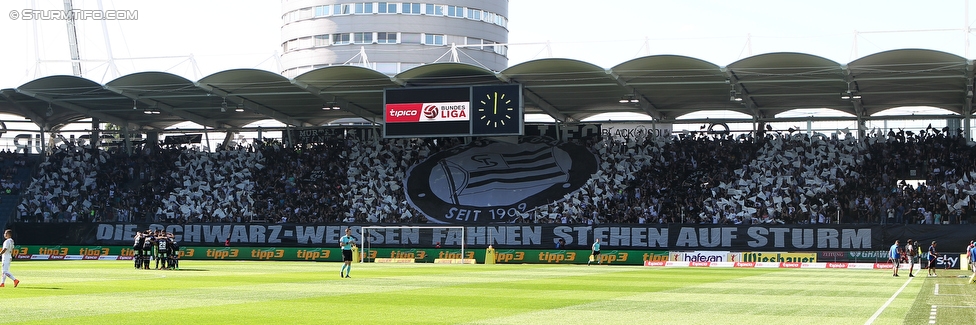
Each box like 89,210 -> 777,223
10,127 -> 976,225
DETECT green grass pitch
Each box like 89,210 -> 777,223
0,260 -> 973,324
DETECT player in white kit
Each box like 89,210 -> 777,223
1,229 -> 20,287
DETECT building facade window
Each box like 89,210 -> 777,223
402,3 -> 421,14
466,8 -> 481,20
377,32 -> 398,44
447,5 -> 463,18
283,11 -> 299,24
425,4 -> 443,16
314,34 -> 330,47
494,44 -> 507,56
333,4 -> 351,15
285,4 -> 507,28
286,32 -> 499,51
354,3 -> 373,14
378,2 -> 397,14
424,34 -> 445,45
332,33 -> 351,45
314,5 -> 330,17
353,32 -> 373,44
285,31 -> 499,53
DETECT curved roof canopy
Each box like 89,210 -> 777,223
0,49 -> 972,132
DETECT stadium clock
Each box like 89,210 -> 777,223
471,84 -> 523,136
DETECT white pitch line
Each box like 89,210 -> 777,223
929,305 -> 937,324
864,277 -> 913,325
933,283 -> 966,296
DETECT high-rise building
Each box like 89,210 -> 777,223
280,1 -> 509,77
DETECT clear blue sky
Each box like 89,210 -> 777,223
1,0 -> 974,88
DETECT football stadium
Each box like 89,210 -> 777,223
2,1 -> 976,324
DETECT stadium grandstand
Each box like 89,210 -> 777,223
1,50 -> 976,227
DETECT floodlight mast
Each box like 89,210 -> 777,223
63,0 -> 83,77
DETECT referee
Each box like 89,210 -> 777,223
339,228 -> 356,278
588,238 -> 601,266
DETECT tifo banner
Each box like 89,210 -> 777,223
404,137 -> 599,224
11,223 -> 976,251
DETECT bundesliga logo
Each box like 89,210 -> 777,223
422,105 -> 439,119
403,137 -> 598,224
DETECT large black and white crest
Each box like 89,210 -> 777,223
405,137 -> 598,224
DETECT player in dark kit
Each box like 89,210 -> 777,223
141,231 -> 154,270
133,231 -> 145,269
168,234 -> 180,270
156,233 -> 170,270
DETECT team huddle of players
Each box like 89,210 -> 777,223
133,230 -> 180,270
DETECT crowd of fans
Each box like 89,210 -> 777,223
11,125 -> 976,225
249,138 -> 347,223
16,142 -> 262,223
0,149 -> 29,195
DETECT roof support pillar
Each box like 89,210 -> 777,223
91,118 -> 100,162
123,126 -> 132,156
222,130 -> 236,150
964,103 -> 972,140
965,61 -> 975,140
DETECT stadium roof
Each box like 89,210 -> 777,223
0,48 -> 972,132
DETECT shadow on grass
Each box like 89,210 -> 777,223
16,287 -> 63,290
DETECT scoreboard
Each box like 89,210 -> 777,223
383,84 -> 523,138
